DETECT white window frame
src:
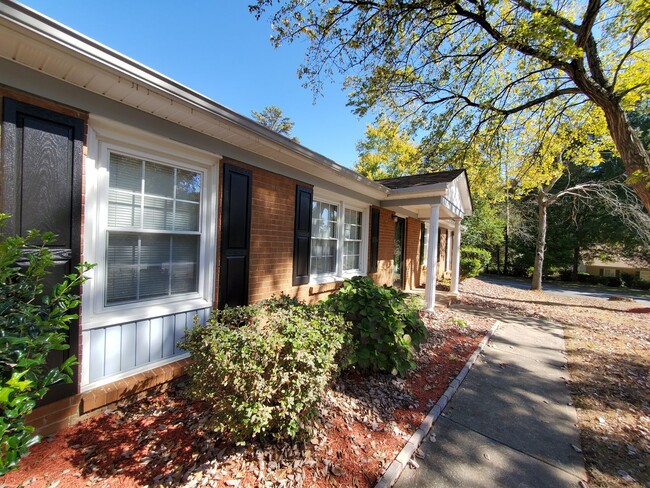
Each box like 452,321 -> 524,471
83,117 -> 219,329
342,207 -> 364,276
310,190 -> 369,284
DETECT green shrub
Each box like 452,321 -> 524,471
460,247 -> 491,279
606,277 -> 623,288
325,276 -> 427,376
460,257 -> 482,280
0,215 -> 92,475
461,247 -> 491,268
629,279 -> 650,290
181,296 -> 349,444
576,272 -> 591,282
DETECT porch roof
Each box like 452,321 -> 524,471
378,169 -> 473,222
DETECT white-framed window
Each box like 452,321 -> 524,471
310,194 -> 367,282
343,208 -> 363,272
106,152 -> 202,305
311,201 -> 339,276
83,117 -> 218,328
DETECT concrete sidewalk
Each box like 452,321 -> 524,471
393,310 -> 587,488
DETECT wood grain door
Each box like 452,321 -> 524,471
2,98 -> 84,403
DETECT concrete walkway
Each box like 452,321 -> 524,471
394,309 -> 587,488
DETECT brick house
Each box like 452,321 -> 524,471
0,1 -> 472,434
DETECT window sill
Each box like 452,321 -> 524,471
82,296 -> 212,330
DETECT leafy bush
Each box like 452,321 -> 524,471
0,215 -> 91,475
460,258 -> 482,280
629,279 -> 650,290
325,276 -> 427,376
460,247 -> 491,279
606,277 -> 623,288
181,295 -> 349,444
461,247 -> 491,268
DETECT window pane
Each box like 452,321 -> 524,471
175,202 -> 200,231
143,196 -> 174,231
110,154 -> 141,192
106,152 -> 204,307
106,233 -> 138,304
108,190 -> 141,228
171,235 -> 199,293
145,161 -> 174,198
138,235 -> 170,299
176,169 -> 201,202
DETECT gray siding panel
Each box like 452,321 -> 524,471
162,315 -> 175,358
85,307 -> 209,385
121,322 -> 137,371
136,320 -> 150,366
174,312 -> 187,353
104,326 -> 122,376
150,317 -> 163,361
89,328 -> 106,382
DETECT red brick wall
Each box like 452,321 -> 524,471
438,229 -> 449,279
218,158 -> 342,304
366,209 -> 425,290
404,217 -> 422,290
367,207 -> 395,286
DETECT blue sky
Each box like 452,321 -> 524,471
20,1 -> 371,168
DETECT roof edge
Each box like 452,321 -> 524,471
0,0 -> 389,196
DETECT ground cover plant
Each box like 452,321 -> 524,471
461,277 -> 650,488
0,307 -> 493,487
0,215 -> 90,475
181,295 -> 349,444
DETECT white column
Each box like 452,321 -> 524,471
450,219 -> 462,294
424,204 -> 440,311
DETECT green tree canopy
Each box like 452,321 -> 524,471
251,105 -> 300,142
354,118 -> 422,179
251,0 -> 650,210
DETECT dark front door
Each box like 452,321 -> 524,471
219,164 -> 252,308
393,217 -> 405,288
2,98 -> 84,403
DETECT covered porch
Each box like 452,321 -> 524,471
378,170 -> 473,312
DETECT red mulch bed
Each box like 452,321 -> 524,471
1,308 -> 493,488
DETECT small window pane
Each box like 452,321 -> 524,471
171,235 -> 199,293
176,169 -> 201,202
108,190 -> 142,228
145,161 -> 174,198
106,233 -> 139,304
175,202 -> 200,231
143,196 -> 174,231
110,154 -> 142,192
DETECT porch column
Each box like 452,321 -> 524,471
450,219 -> 462,294
424,204 -> 440,311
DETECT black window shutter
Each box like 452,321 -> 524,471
293,185 -> 313,286
368,207 -> 380,273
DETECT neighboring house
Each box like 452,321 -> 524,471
0,1 -> 472,435
579,257 -> 650,281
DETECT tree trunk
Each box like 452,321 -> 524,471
572,247 -> 580,281
531,190 -> 548,291
495,246 -> 501,274
602,101 -> 650,212
504,193 -> 510,275
568,67 -> 650,212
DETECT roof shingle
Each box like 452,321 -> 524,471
377,169 -> 465,189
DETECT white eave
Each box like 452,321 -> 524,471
0,0 -> 389,200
